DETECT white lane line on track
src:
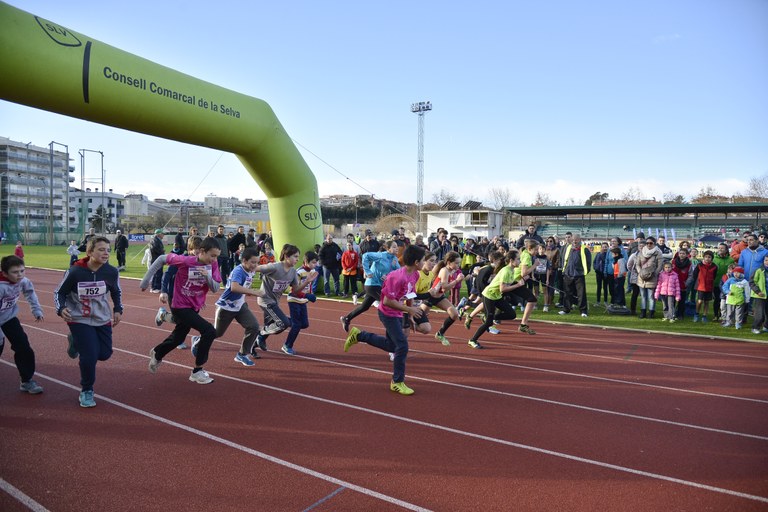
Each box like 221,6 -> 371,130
9,356 -> 767,505
480,341 -> 768,379
0,361 -> 431,512
22,324 -> 768,440
0,478 -> 51,512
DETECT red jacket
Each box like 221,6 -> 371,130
341,250 -> 359,275
693,261 -> 717,293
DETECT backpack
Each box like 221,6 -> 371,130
606,304 -> 632,315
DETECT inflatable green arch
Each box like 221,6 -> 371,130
0,1 -> 323,253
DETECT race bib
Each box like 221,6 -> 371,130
272,280 -> 290,293
78,281 -> 107,299
188,266 -> 210,285
0,296 -> 18,311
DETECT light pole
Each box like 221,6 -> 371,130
79,149 -> 104,235
410,101 -> 432,235
23,142 -> 31,243
50,141 -> 69,246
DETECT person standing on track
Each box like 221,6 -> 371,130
54,237 -> 123,408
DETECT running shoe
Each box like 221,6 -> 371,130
518,324 -> 536,335
390,380 -> 414,396
190,335 -> 201,357
176,342 -> 188,350
457,297 -> 468,310
488,326 -> 501,335
155,307 -> 167,326
79,390 -> 96,408
542,306 -> 549,312
234,352 -> 255,366
19,380 -> 43,394
256,334 -> 268,351
189,369 -> 214,384
581,313 -> 588,318
344,327 -> 360,352
148,348 -> 162,373
281,345 -> 295,356
435,332 -> 450,346
352,293 -> 358,305
467,340 -> 484,349
66,333 -> 78,359
464,316 -> 473,330
340,315 -> 350,333
260,323 -> 283,336
388,352 -> 395,361
752,329 -> 761,334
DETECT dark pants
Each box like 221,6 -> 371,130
563,275 -> 588,314
357,311 -> 409,383
343,274 -> 358,296
68,322 -> 112,391
285,302 -> 310,349
259,302 -> 292,342
752,297 -> 767,330
0,317 -> 36,383
154,308 -> 216,367
713,283 -> 723,319
595,271 -> 609,303
612,276 -> 626,306
151,265 -> 163,291
322,265 -> 341,295
215,303 -> 259,354
344,285 -> 382,323
628,283 -> 640,314
472,296 -> 517,342
116,249 -> 126,268
217,256 -> 231,286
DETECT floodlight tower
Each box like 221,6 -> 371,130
411,100 -> 432,234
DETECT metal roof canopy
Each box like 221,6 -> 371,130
505,203 -> 768,217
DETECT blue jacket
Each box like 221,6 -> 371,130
738,246 -> 768,280
362,251 -> 400,287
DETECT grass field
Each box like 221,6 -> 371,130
5,244 -> 765,343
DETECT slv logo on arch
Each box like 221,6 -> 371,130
35,17 -> 81,47
298,204 -> 321,230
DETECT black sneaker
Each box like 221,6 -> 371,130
256,334 -> 268,351
66,334 -> 78,359
340,316 -> 350,333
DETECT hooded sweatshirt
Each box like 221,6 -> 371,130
54,257 -> 122,326
0,274 -> 43,326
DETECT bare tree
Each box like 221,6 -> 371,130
430,188 -> 458,206
487,187 -> 523,210
748,174 -> 768,198
532,191 -> 554,206
620,186 -> 644,202
662,192 -> 686,204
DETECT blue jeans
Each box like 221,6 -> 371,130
357,311 -> 409,383
68,323 -> 113,391
285,302 -> 310,348
322,265 -> 341,295
639,287 -> 656,311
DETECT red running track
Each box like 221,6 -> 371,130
1,268 -> 767,511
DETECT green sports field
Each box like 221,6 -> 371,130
5,244 -> 764,343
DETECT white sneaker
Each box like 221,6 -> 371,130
581,313 -> 588,318
155,307 -> 166,326
260,323 -> 283,336
752,329 -> 761,334
189,369 -> 214,384
542,306 -> 549,312
352,293 -> 359,305
148,349 -> 162,373
388,352 -> 395,361
373,300 -> 380,308
558,310 -> 568,315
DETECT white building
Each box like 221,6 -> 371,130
69,187 -> 124,233
0,137 -> 75,244
422,201 -> 505,240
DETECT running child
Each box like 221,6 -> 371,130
252,244 -> 318,353
431,251 -> 465,346
340,241 -> 400,332
468,250 -> 524,349
344,245 -> 426,395
283,250 -> 320,355
141,237 -> 221,384
0,255 -> 44,395
209,246 -> 265,366
54,237 -> 122,407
